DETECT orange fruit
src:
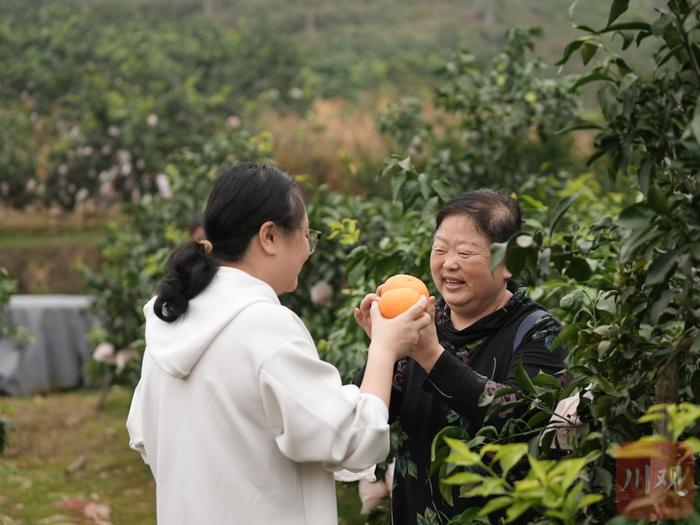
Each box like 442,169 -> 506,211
380,274 -> 429,298
379,288 -> 423,318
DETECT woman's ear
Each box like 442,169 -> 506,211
503,266 -> 513,280
257,221 -> 278,256
499,262 -> 513,281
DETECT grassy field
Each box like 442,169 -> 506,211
0,388 -> 379,525
0,388 -> 156,525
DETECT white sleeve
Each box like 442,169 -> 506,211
126,379 -> 149,465
258,327 -> 390,471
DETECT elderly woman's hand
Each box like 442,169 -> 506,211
410,296 -> 444,372
368,296 -> 432,361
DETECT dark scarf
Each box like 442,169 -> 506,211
435,280 -> 540,360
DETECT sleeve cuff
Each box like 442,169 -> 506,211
421,350 -> 464,399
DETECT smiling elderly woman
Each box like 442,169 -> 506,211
354,189 -> 568,525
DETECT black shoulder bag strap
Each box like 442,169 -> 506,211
512,309 -> 548,354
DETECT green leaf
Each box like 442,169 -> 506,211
556,39 -> 585,66
647,183 -> 670,215
551,456 -> 587,491
442,471 -> 486,485
528,411 -> 551,427
549,193 -> 579,236
560,289 -> 586,310
552,324 -> 578,350
527,456 -> 551,485
618,72 -> 639,93
431,426 -> 469,463
571,71 -> 614,91
565,257 -> 593,281
505,501 -> 531,523
505,245 -> 527,277
532,372 -> 561,388
593,395 -> 614,418
431,178 -> 454,202
645,250 -> 678,286
515,359 -> 537,394
690,334 -> 700,355
648,288 -> 673,326
622,229 -> 663,262
461,477 -> 507,497
444,437 -> 482,467
581,42 -> 598,65
692,96 -> 700,145
607,0 -> 629,27
391,171 -> 407,202
478,496 -> 513,517
490,242 -> 507,272
600,21 -> 651,32
595,293 -> 616,314
495,443 -> 528,475
562,481 -> 584,517
518,194 -> 546,209
417,172 -> 431,200
595,466 -> 614,495
452,508 -> 491,524
478,387 -> 495,407
638,157 -> 654,195
586,149 -> 607,167
684,437 -> 700,454
439,473 -> 454,507
556,121 -> 603,134
597,84 -> 620,121
616,203 -> 655,230
596,375 -> 616,395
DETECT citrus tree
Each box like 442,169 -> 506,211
428,0 -> 700,522
378,27 -> 580,194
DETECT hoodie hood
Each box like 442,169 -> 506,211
143,266 -> 279,378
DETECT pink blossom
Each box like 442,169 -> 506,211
310,281 -> 333,306
115,348 -> 136,372
93,343 -> 116,364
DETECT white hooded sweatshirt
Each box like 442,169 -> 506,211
126,267 -> 389,525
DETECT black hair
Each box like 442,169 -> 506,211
154,163 -> 305,322
435,189 -> 522,243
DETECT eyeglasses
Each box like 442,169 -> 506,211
288,226 -> 322,254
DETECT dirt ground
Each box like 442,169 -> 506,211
0,387 -> 375,525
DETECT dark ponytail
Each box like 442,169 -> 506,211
153,241 -> 217,322
154,163 -> 305,322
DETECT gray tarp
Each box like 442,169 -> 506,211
0,295 -> 96,395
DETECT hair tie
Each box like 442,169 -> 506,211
199,239 -> 213,255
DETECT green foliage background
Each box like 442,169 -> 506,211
0,0 -> 661,210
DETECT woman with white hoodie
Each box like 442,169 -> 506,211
126,163 -> 432,525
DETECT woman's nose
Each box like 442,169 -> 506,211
443,254 -> 460,269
